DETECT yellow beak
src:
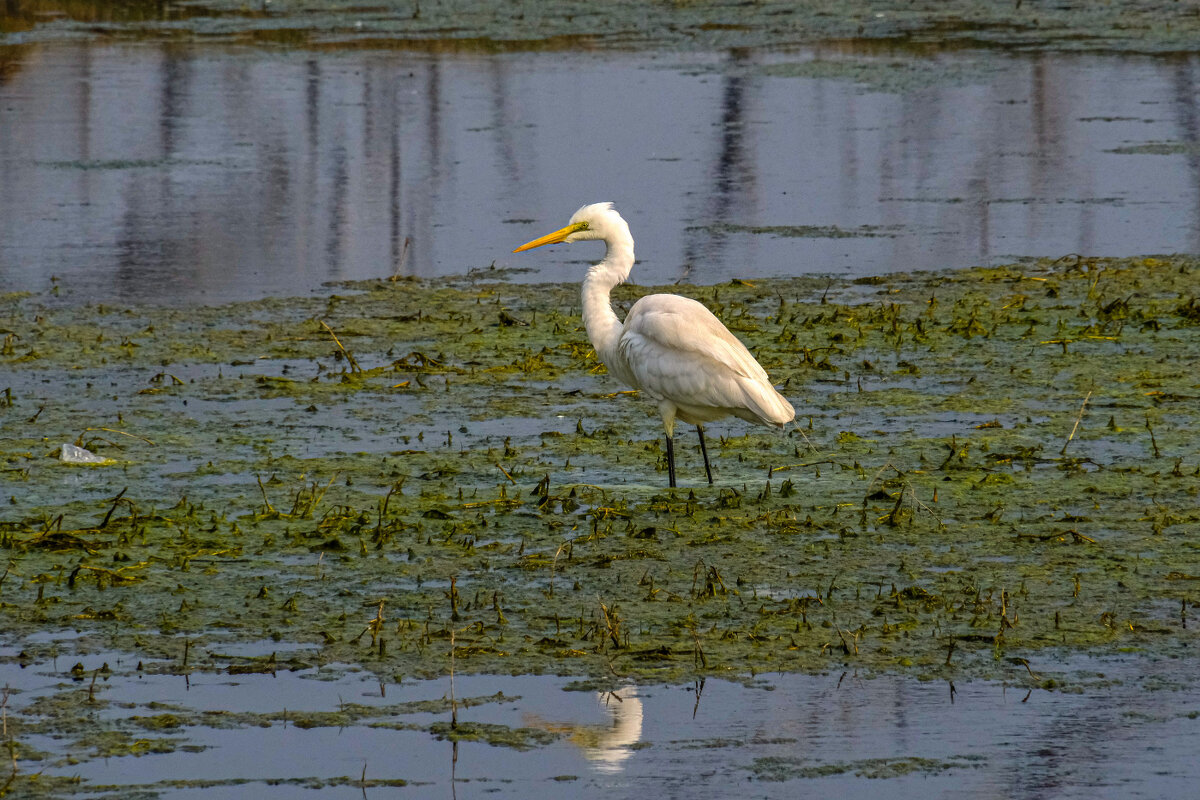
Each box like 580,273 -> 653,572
513,221 -> 587,253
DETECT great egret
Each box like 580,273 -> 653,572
514,202 -> 794,487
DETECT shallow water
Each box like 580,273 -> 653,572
4,650 -> 1200,799
1,42 -> 1198,303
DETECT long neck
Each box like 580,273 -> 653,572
581,233 -> 634,365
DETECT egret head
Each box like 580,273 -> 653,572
513,202 -> 628,252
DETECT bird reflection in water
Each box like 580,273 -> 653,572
523,687 -> 644,773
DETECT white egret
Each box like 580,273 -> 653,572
514,202 -> 794,487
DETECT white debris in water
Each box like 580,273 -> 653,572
60,443 -> 113,465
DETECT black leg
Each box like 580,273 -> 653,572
696,425 -> 713,485
665,434 -> 677,488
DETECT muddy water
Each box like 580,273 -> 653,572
1,42 -> 1198,303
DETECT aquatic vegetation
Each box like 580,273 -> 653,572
2,254 -> 1198,689
689,222 -> 899,239
2,255 -> 1200,792
4,0 -> 1200,54
429,720 -> 559,750
747,753 -> 985,781
1107,142 -> 1200,157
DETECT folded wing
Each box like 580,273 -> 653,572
617,294 -> 794,426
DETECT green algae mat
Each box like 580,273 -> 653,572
2,255 -> 1199,690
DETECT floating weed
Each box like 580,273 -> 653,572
747,753 -> 985,781
7,0 -> 1200,54
0,256 -> 1198,695
428,720 -> 560,750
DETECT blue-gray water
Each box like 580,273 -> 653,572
3,649 -> 1199,799
1,43 -> 1198,304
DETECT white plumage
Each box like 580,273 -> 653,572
514,202 -> 794,487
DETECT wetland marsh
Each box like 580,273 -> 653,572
3,1 -> 1200,797
3,256 -> 1200,796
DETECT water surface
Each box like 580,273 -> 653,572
3,12 -> 1200,800
2,42 -> 1198,303
5,650 -> 1200,799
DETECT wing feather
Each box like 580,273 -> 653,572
617,294 -> 793,425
